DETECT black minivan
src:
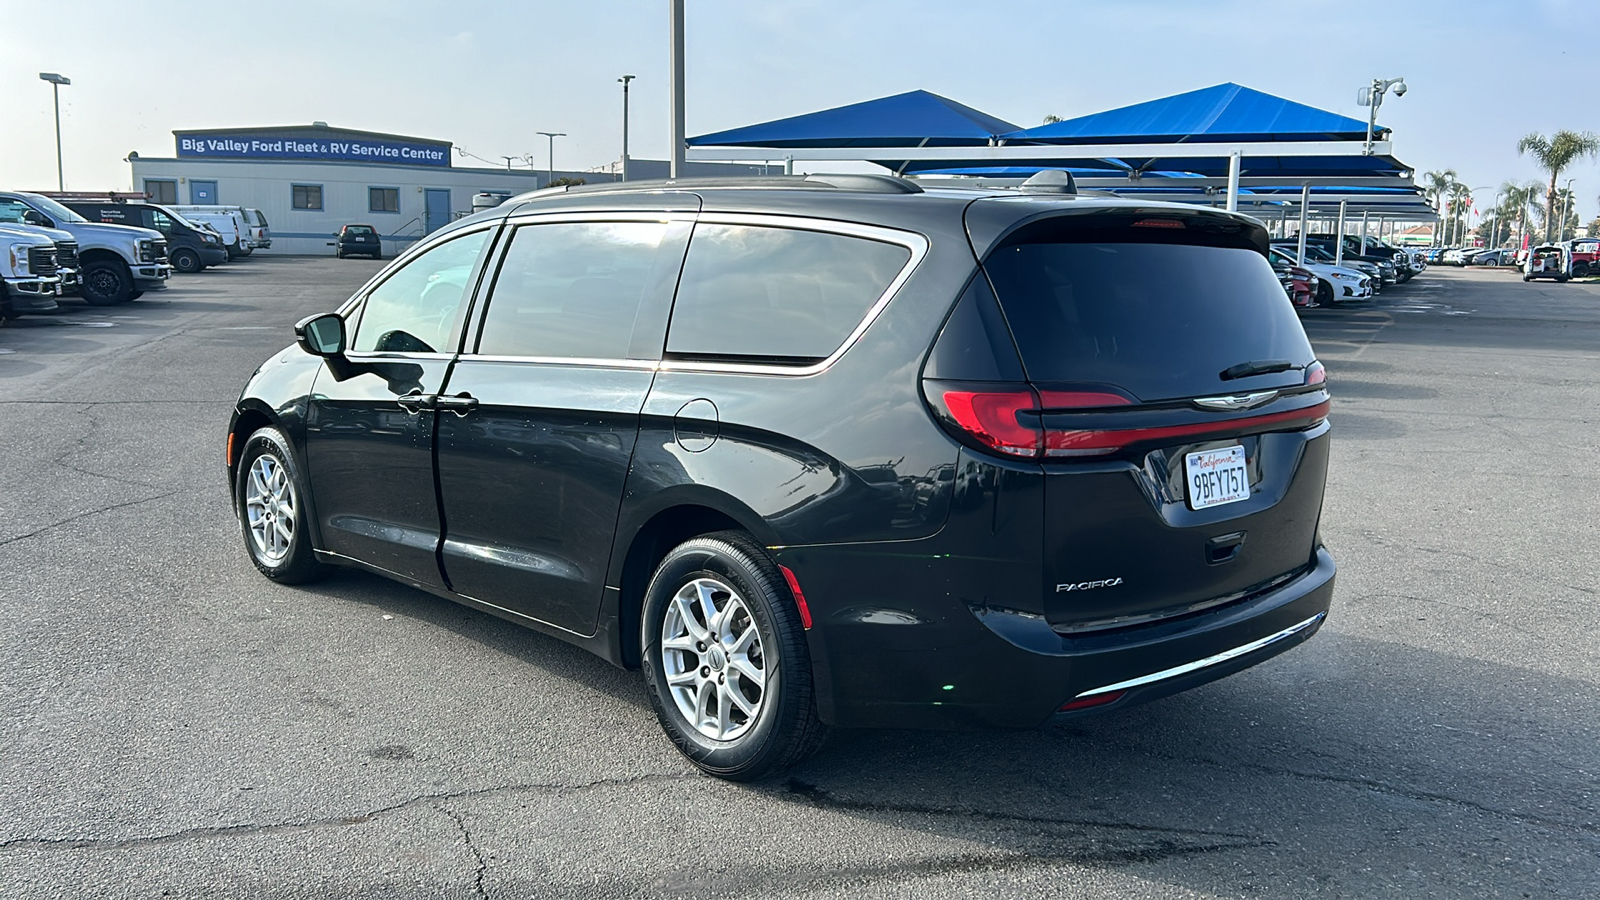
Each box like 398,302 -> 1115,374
65,201 -> 228,273
228,173 -> 1335,780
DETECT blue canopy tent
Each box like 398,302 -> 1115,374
687,89 -> 1018,149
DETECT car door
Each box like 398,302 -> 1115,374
433,208 -> 694,634
304,225 -> 497,585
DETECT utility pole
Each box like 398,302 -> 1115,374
499,156 -> 515,172
669,0 -> 686,178
619,75 -> 636,181
39,73 -> 71,191
536,132 -> 566,186
1358,76 -> 1407,155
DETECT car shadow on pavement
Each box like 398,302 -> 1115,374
745,633 -> 1600,895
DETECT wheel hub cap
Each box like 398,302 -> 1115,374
244,453 -> 295,563
660,577 -> 769,741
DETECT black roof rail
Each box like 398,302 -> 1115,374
509,172 -> 923,204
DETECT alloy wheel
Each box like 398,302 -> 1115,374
244,453 -> 296,562
660,577 -> 769,741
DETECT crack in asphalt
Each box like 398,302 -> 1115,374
1148,752 -> 1600,838
778,779 -> 1270,863
440,805 -> 489,900
0,772 -> 695,853
0,490 -> 184,548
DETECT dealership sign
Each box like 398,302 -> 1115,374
176,133 -> 450,167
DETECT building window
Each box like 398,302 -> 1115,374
369,187 -> 399,213
145,180 -> 177,205
292,184 -> 323,210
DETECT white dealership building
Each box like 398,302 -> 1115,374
128,124 -> 775,255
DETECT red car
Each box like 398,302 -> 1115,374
1276,262 -> 1317,308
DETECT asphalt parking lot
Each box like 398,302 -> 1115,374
1,258 -> 1597,898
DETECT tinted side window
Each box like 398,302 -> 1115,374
352,230 -> 490,354
476,221 -> 670,360
665,224 -> 911,363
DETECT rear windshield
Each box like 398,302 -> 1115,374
248,210 -> 268,226
345,225 -> 376,235
983,230 -> 1313,401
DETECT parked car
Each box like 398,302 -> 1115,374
1307,234 -> 1416,283
0,226 -> 61,320
1278,242 -> 1385,292
1272,257 -> 1317,308
174,207 -> 250,259
1565,238 -> 1598,277
244,208 -> 271,250
63,200 -> 227,273
1523,244 -> 1570,281
227,172 -> 1337,780
1468,248 -> 1512,266
1268,247 -> 1372,304
0,192 -> 169,305
334,224 -> 382,259
1299,238 -> 1397,285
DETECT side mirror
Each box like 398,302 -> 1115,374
23,210 -> 50,227
294,312 -> 346,357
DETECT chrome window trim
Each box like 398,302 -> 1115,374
503,209 -> 695,227
458,354 -> 659,371
342,351 -> 457,362
660,213 -> 929,378
1073,612 -> 1325,699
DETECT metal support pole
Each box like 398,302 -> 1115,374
1360,210 -> 1370,254
51,82 -> 64,191
1296,184 -> 1310,265
1335,200 -> 1348,265
669,0 -> 686,179
784,155 -> 793,175
619,75 -> 635,182
1225,150 -> 1240,212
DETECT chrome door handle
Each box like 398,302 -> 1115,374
395,391 -> 435,413
433,392 -> 479,415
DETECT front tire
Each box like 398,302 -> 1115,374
171,248 -> 202,273
80,260 -> 134,305
641,531 -> 826,781
1317,282 -> 1334,307
235,427 -> 329,584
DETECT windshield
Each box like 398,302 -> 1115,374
156,206 -> 204,231
18,193 -> 88,224
345,225 -> 376,235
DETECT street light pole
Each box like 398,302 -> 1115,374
536,132 -> 566,186
669,0 -> 686,178
619,75 -> 636,182
39,72 -> 71,191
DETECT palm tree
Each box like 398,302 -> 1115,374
1517,130 -> 1600,241
1446,182 -> 1472,246
1498,181 -> 1538,247
1421,169 -> 1458,245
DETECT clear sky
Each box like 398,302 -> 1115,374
5,0 -> 1599,220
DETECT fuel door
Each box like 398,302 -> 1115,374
673,398 -> 719,452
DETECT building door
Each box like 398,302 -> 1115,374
424,189 -> 451,233
190,180 -> 217,204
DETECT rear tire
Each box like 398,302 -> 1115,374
235,426 -> 329,584
1317,282 -> 1335,307
641,531 -> 827,781
80,260 -> 134,305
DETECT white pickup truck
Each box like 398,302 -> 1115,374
0,226 -> 62,320
0,192 -> 170,305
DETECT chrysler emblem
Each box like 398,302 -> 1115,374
1193,391 -> 1278,411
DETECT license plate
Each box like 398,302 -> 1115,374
1185,446 -> 1249,510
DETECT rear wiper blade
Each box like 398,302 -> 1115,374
1220,359 -> 1293,380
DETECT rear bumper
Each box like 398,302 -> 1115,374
776,544 -> 1335,730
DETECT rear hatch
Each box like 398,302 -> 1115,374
930,207 -> 1330,633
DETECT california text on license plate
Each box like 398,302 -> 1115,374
1185,446 -> 1249,510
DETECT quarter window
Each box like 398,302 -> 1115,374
476,221 -> 671,359
369,187 -> 399,213
144,180 -> 178,205
665,224 -> 911,363
292,184 -> 323,210
351,230 -> 490,354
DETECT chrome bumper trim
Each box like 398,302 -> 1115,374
1074,611 -> 1326,698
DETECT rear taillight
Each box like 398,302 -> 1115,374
1304,361 -> 1326,385
929,380 -> 1328,460
939,389 -> 1041,457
